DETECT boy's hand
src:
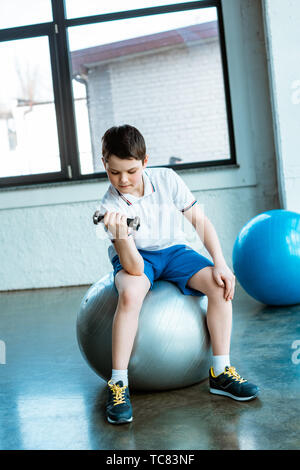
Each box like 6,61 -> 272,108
103,211 -> 129,240
212,263 -> 235,301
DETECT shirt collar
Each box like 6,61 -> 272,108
112,170 -> 155,206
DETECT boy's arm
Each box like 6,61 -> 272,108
104,211 -> 144,276
183,204 -> 225,264
183,204 -> 235,301
113,237 -> 144,276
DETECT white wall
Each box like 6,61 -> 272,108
0,0 -> 280,291
262,0 -> 300,212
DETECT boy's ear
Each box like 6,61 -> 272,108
143,154 -> 149,167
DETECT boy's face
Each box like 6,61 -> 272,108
102,154 -> 148,193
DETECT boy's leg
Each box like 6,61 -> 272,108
113,269 -> 151,370
186,266 -> 231,355
106,269 -> 151,424
187,266 -> 259,400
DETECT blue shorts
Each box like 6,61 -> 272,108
111,244 -> 214,296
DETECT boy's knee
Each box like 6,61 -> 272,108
118,281 -> 148,307
207,283 -> 225,300
119,290 -> 143,308
205,269 -> 225,299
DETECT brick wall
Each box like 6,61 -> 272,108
87,38 -> 230,169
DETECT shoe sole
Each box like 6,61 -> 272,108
210,387 -> 259,401
107,416 -> 133,424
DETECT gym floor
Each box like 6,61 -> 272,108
0,282 -> 299,450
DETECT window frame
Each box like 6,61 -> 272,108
0,0 -> 236,189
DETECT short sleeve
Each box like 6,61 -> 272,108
168,169 -> 197,212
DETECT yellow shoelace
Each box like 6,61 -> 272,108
224,366 -> 247,384
108,380 -> 127,406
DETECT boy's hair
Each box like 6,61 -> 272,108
102,125 -> 147,163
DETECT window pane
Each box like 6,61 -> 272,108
68,7 -> 231,175
66,0 -> 202,19
0,37 -> 61,177
0,0 -> 52,30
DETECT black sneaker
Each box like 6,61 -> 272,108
209,366 -> 259,401
106,380 -> 133,424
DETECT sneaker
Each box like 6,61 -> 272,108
209,366 -> 259,401
106,380 -> 133,424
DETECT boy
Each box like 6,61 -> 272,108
96,124 -> 259,425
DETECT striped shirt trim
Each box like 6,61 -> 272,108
144,170 -> 155,193
181,200 -> 197,213
115,188 -> 132,206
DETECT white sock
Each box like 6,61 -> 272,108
212,355 -> 230,376
110,369 -> 128,387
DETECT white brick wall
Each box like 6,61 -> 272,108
88,38 -> 230,167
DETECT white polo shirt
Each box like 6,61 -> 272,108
98,167 -> 197,262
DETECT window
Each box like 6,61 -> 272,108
0,36 -> 60,177
0,1 -> 236,188
65,0 -> 202,19
0,0 -> 52,30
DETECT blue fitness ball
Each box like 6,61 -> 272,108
232,209 -> 300,306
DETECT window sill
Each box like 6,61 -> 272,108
0,162 -> 256,210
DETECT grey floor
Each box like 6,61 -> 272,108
0,281 -> 299,450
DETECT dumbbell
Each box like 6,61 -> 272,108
93,211 -> 141,231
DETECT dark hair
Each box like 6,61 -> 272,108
102,125 -> 147,163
